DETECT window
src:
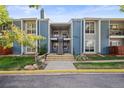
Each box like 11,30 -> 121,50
110,24 -> 118,29
52,42 -> 58,52
26,22 -> 36,34
85,21 -> 95,34
53,31 -> 59,37
110,41 -> 121,46
85,40 -> 95,52
62,31 -> 68,38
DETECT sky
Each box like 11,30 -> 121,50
7,5 -> 124,22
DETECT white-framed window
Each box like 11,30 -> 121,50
110,40 -> 121,46
62,31 -> 68,38
26,22 -> 36,35
52,42 -> 58,52
110,24 -> 118,30
85,40 -> 95,52
25,21 -> 36,53
85,21 -> 95,34
53,31 -> 59,37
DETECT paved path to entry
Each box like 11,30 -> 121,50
45,61 -> 76,70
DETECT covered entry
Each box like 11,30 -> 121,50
50,23 -> 71,54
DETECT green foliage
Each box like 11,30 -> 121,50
120,5 -> 124,12
74,62 -> 124,69
29,5 -> 41,9
38,44 -> 47,55
0,56 -> 35,70
75,55 -> 84,61
0,25 -> 46,48
0,5 -> 11,26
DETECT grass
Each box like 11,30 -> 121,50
86,55 -> 124,60
74,62 -> 124,69
0,56 -> 35,70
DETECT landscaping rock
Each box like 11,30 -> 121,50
33,64 -> 39,69
24,65 -> 35,70
41,59 -> 45,63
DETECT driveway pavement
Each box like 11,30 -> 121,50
45,61 -> 76,70
0,73 -> 124,88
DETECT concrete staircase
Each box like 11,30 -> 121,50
46,54 -> 75,61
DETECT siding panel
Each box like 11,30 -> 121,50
73,20 -> 81,55
39,20 -> 48,51
101,20 -> 109,54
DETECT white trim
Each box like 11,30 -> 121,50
48,20 -> 50,53
83,19 -> 85,53
36,19 -> 38,53
71,20 -> 73,54
25,20 -> 37,54
39,20 -> 40,49
80,19 -> 82,54
99,20 -> 101,53
21,19 -> 23,55
108,20 -> 111,46
84,20 -> 96,54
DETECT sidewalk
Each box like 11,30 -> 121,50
45,61 -> 76,70
75,59 -> 124,63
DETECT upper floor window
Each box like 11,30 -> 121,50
110,24 -> 118,30
62,31 -> 68,38
85,21 -> 95,34
26,22 -> 36,34
53,31 -> 59,37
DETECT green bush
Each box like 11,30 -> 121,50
75,55 -> 84,61
75,55 -> 88,61
38,45 -> 47,55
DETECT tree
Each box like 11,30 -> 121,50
0,5 -> 11,26
120,5 -> 124,12
29,5 -> 41,9
0,5 -> 45,51
0,25 -> 45,49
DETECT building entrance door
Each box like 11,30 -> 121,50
57,37 -> 64,55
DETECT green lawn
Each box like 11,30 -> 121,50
74,62 -> 124,69
0,56 -> 35,70
87,55 -> 124,60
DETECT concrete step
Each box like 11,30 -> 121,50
46,54 -> 74,61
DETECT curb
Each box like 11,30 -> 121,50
0,69 -> 124,75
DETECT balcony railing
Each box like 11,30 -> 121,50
51,34 -> 70,38
110,31 -> 124,36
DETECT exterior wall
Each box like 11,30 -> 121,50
39,19 -> 49,52
12,20 -> 22,54
101,20 -> 110,54
82,20 -> 84,53
95,21 -> 100,53
72,19 -> 82,55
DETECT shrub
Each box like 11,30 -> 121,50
75,55 -> 88,61
38,45 -> 47,55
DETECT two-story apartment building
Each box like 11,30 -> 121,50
1,9 -> 124,55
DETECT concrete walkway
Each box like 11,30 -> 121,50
45,61 -> 76,70
75,59 -> 124,63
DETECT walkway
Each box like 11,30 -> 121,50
76,59 -> 124,63
45,61 -> 76,70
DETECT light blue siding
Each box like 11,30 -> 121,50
101,20 -> 109,54
82,20 -> 84,53
39,20 -> 48,51
12,20 -> 21,54
72,19 -> 81,55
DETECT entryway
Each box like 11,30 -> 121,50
45,54 -> 75,70
46,54 -> 74,61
